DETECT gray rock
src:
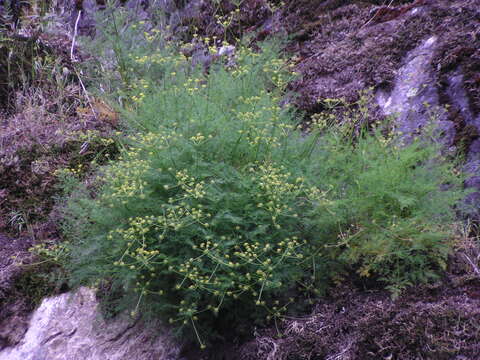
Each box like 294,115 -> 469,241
376,34 -> 480,218
376,35 -> 454,147
0,287 -> 180,360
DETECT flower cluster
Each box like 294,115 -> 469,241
63,27 -> 463,347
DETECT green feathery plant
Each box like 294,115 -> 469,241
58,12 -> 466,346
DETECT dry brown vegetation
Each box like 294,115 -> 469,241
0,19 -> 117,348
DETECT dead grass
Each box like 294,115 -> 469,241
0,21 -> 117,348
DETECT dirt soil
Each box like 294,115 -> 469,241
0,233 -> 32,348
238,273 -> 480,359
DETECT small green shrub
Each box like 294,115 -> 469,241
61,20 -> 465,345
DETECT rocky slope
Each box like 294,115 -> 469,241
1,0 -> 480,359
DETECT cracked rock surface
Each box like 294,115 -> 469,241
0,287 -> 180,360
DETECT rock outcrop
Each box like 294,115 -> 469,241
0,287 -> 180,360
